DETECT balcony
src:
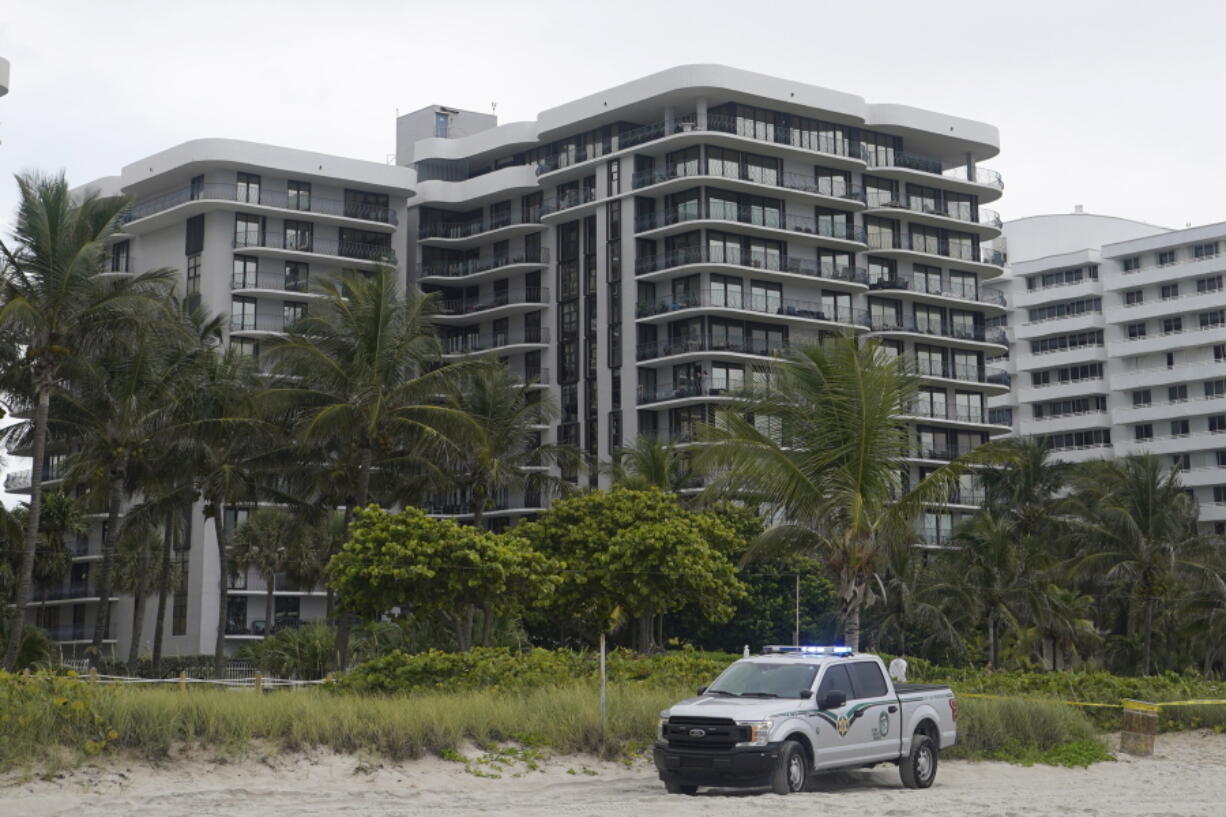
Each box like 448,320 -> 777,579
230,313 -> 294,334
866,232 -> 1006,270
864,198 -> 1002,234
636,335 -> 812,363
417,209 -> 542,242
913,358 -> 1011,388
867,275 -> 1006,308
423,489 -> 543,516
910,444 -> 961,462
863,149 -> 1004,194
418,249 -> 550,282
539,187 -> 599,218
635,204 -> 867,248
637,289 -> 869,328
631,163 -> 866,208
122,182 -> 398,227
508,367 -> 550,388
903,402 -> 999,426
436,287 -> 550,318
233,233 -> 396,265
4,464 -> 65,492
867,314 -> 1007,347
442,326 -> 551,356
634,245 -> 868,287
637,382 -> 740,406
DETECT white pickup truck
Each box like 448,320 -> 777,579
653,646 -> 958,795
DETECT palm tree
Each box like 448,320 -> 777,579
32,491 -> 85,615
230,508 -> 306,637
111,522 -> 162,668
0,171 -> 175,670
439,361 -> 572,527
873,541 -> 961,660
1067,455 -> 1210,675
606,435 -> 695,494
980,436 -> 1070,545
700,334 -> 982,650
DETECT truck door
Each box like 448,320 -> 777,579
845,661 -> 900,764
812,664 -> 857,768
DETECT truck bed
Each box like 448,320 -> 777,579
895,683 -> 952,695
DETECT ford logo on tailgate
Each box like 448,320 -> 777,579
688,728 -> 707,737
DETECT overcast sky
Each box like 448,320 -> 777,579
1,0 -> 1224,503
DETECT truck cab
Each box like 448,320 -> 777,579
653,646 -> 957,795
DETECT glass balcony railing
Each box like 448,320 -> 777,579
442,326 -> 551,355
233,233 -> 396,264
418,249 -> 550,279
635,204 -> 867,243
637,382 -> 743,405
865,233 -> 1006,266
868,314 -> 1007,345
866,198 -> 1002,229
634,245 -> 868,285
539,188 -> 598,217
867,275 -> 1006,306
635,334 -> 818,362
631,163 -> 866,205
912,358 -> 1011,386
905,402 -> 990,424
418,208 -> 542,240
122,182 -> 398,226
636,288 -> 869,327
437,287 -> 549,316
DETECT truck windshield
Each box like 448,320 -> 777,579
707,662 -> 820,698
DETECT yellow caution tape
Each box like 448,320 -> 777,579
958,693 -> 1226,712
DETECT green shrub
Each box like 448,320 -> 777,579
336,647 -> 736,694
0,624 -> 59,671
239,622 -> 337,679
0,671 -> 119,770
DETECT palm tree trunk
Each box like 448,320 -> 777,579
90,473 -> 124,665
126,531 -> 152,670
151,513 -> 174,675
265,570 -> 276,638
1143,596 -> 1154,676
334,501 -> 359,668
212,498 -> 231,677
843,599 -> 862,652
3,386 -> 51,671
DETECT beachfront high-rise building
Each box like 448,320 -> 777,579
5,139 -> 414,658
987,212 -> 1226,533
399,64 -> 1009,543
5,65 -> 1009,661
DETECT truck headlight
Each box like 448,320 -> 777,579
658,710 -> 670,738
736,719 -> 774,747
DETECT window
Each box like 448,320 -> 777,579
230,296 -> 256,331
1211,415 -> 1226,433
235,214 -> 263,248
1135,424 -> 1153,441
110,240 -> 130,273
284,261 -> 308,292
1172,454 -> 1191,470
1201,310 -> 1225,329
1171,419 -> 1190,437
1030,330 -> 1103,354
237,172 -> 261,204
607,159 -> 620,196
1125,289 -> 1144,306
283,301 -> 307,327
185,254 -> 201,296
1128,322 -> 1147,339
848,662 -> 889,699
1194,242 -> 1219,259
284,219 -> 313,252
1199,276 -> 1224,293
231,337 -> 258,359
1158,250 -> 1177,266
1133,390 -> 1152,407
1216,487 -> 1226,505
1123,256 -> 1141,272
1027,297 -> 1101,322
1161,283 -> 1179,300
345,189 -> 391,223
185,214 -> 205,255
866,256 -> 896,285
817,664 -> 855,701
232,255 -> 258,289
434,111 -> 449,138
189,174 -> 204,201
1217,450 -> 1226,468
1163,316 -> 1183,334
1217,344 -> 1226,362
287,180 -> 311,211
1169,384 -> 1188,403
1206,380 -> 1226,400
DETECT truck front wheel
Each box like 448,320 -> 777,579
900,733 -> 938,789
770,740 -> 808,794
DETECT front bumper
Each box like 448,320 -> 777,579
652,740 -> 782,787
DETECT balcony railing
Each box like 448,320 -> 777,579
864,149 -> 1004,191
631,163 -> 867,205
41,584 -> 101,602
866,233 -> 1006,266
637,288 -> 869,327
634,245 -> 868,285
122,182 -> 398,226
42,626 -> 91,642
233,233 -> 396,264
230,313 -> 298,333
868,314 -> 1007,345
867,275 -> 1006,306
442,326 -> 551,355
509,367 -> 550,387
636,335 -> 816,362
540,187 -> 598,217
637,382 -> 745,405
635,204 -> 867,244
438,287 -> 550,316
418,249 -> 550,279
905,402 -> 991,424
418,209 -> 542,240
867,198 -> 1002,229
913,358 -> 1011,386
4,469 -> 32,491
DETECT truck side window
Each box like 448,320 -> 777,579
816,664 -> 854,701
848,661 -> 889,699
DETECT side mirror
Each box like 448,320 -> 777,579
819,690 -> 847,709
799,689 -> 813,700
697,686 -> 708,695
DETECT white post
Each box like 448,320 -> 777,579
599,632 -> 607,735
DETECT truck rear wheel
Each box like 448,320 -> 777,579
664,780 -> 698,795
900,733 -> 938,789
770,739 -> 808,795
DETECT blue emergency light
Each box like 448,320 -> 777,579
762,645 -> 854,656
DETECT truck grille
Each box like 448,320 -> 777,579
665,717 -> 748,749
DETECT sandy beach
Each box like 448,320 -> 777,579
4,731 -> 1225,817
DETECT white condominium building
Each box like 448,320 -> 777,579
6,139 -> 414,658
988,212 -> 1226,533
400,64 -> 1010,544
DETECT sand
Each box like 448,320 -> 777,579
4,731 -> 1225,817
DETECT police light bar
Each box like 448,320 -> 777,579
762,645 -> 854,656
